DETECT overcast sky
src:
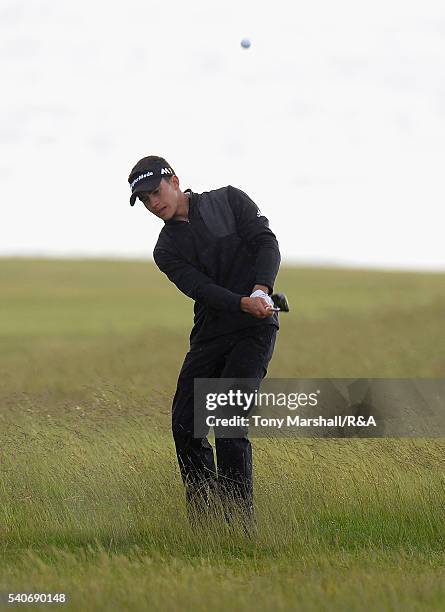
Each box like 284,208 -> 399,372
1,0 -> 444,269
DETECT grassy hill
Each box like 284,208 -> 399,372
1,258 -> 445,611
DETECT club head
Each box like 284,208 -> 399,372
271,293 -> 290,312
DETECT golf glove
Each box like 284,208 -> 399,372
250,289 -> 274,308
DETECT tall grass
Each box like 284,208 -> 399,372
1,259 -> 445,610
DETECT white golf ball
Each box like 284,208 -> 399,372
240,38 -> 251,49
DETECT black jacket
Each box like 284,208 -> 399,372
153,185 -> 281,344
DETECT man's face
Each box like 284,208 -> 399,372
137,176 -> 180,221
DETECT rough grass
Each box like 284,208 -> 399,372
1,258 -> 445,611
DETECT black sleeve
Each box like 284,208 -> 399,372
153,247 -> 245,312
227,185 -> 281,294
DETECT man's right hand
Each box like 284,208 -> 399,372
240,296 -> 275,318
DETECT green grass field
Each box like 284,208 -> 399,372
1,258 -> 445,611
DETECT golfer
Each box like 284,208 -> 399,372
128,155 -> 281,524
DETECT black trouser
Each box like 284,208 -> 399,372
171,325 -> 277,519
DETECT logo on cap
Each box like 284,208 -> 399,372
130,171 -> 154,190
130,167 -> 173,191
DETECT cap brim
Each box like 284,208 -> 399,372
129,176 -> 162,206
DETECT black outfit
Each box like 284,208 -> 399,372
153,185 -> 281,519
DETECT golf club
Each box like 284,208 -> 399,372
271,293 -> 290,312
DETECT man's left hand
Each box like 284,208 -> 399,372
250,289 -> 275,309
